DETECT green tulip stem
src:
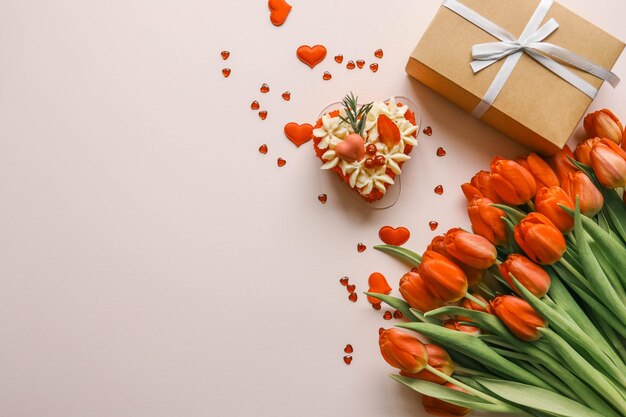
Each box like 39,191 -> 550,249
464,292 -> 488,309
453,365 -> 494,379
557,258 -> 589,287
477,283 -> 496,298
424,364 -> 505,405
526,200 -> 536,212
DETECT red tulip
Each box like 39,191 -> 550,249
443,319 -> 480,336
562,171 -> 604,217
489,295 -> 545,341
516,153 -> 559,190
422,383 -> 472,416
534,186 -> 575,233
490,157 -> 537,205
428,235 -> 484,286
584,109 -> 623,145
514,213 -> 566,265
399,271 -> 445,313
419,250 -> 468,302
590,138 -> 626,188
574,138 -> 601,166
499,254 -> 551,298
379,329 -> 428,374
444,228 -> 497,270
467,170 -> 502,203
401,344 -> 454,385
467,197 -> 507,246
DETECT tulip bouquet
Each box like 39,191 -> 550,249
368,109 -> 626,417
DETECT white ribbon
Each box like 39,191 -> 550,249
442,0 -> 620,118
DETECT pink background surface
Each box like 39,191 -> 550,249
1,1 -> 625,416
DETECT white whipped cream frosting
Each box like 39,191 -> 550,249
313,98 -> 418,196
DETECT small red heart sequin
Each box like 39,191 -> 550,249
318,194 -> 327,204
277,157 -> 286,167
258,144 -> 268,154
378,226 -> 410,246
369,63 -> 379,73
222,68 -> 231,78
374,49 -> 383,59
357,243 -> 366,253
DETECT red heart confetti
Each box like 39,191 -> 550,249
367,272 -> 392,305
296,45 -> 327,68
284,122 -> 313,147
268,0 -> 292,26
374,49 -> 384,59
378,226 -> 410,246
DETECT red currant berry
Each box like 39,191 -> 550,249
366,144 -> 377,155
374,155 -> 386,166
364,158 -> 375,168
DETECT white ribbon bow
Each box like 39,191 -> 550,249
443,0 -> 620,118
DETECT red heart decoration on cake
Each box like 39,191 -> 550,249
297,45 -> 327,69
268,0 -> 292,26
284,122 -> 313,147
379,226 -> 410,246
335,133 -> 365,162
367,272 -> 392,304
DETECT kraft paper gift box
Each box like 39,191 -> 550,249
406,0 -> 625,155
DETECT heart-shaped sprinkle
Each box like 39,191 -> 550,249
437,147 -> 446,157
296,45 -> 327,68
434,185 -> 444,195
334,54 -> 343,64
366,272 -> 392,304
259,144 -> 268,154
221,50 -> 230,60
277,157 -> 286,167
357,242 -> 366,253
322,71 -> 332,80
377,114 -> 401,148
346,284 -> 356,294
335,133 -> 365,162
282,91 -> 291,101
222,68 -> 231,77
348,292 -> 358,302
318,194 -> 327,204
393,310 -> 403,319
429,221 -> 439,231
258,110 -> 268,120
339,276 -> 349,286
356,60 -> 365,69
268,0 -> 292,26
378,226 -> 410,246
372,303 -> 381,310
343,355 -> 353,365
369,63 -> 379,73
344,344 -> 353,354
423,126 -> 433,136
260,83 -> 270,93
374,49 -> 384,59
383,311 -> 392,320
284,122 -> 313,147
346,60 -> 355,70
251,100 -> 260,110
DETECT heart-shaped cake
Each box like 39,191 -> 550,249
312,94 -> 418,202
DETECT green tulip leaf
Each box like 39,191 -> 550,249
373,245 -> 422,267
474,377 -> 607,417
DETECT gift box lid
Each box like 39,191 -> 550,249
407,0 -> 625,155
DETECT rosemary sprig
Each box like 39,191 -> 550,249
339,92 -> 373,136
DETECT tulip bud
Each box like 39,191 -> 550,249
489,295 -> 545,341
461,182 -> 483,202
419,250 -> 468,302
590,138 -> 626,188
428,235 -> 484,286
422,383 -> 472,416
534,186 -> 575,233
444,228 -> 497,270
514,213 -> 566,265
469,170 -> 502,203
399,271 -> 445,313
490,157 -> 537,205
467,197 -> 507,246
400,344 -> 454,385
515,153 -> 560,190
546,145 -> 577,184
574,138 -> 601,166
499,254 -> 551,298
379,329 -> 428,374
443,319 -> 481,336
562,171 -> 604,217
584,109 -> 623,145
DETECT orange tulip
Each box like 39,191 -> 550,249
444,228 -> 497,270
399,271 -> 445,313
534,186 -> 575,233
401,344 -> 454,385
461,294 -> 488,313
516,153 -> 559,190
489,295 -> 545,341
514,213 -> 566,265
379,329 -> 428,374
490,157 -> 537,205
422,383 -> 472,416
468,170 -> 502,203
546,145 -> 577,184
419,250 -> 468,302
428,235 -> 484,286
461,182 -> 483,201
584,109 -> 623,145
590,138 -> 626,188
499,254 -> 551,298
467,197 -> 507,246
574,138 -> 601,166
443,319 -> 480,336
562,171 -> 604,217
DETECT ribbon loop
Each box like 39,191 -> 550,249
442,0 -> 620,118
